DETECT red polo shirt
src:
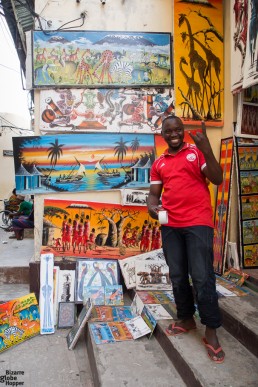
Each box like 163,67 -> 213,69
150,143 -> 214,228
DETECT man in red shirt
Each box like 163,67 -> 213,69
147,115 -> 225,363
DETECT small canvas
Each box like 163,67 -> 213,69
141,305 -> 157,338
89,322 -> 115,344
124,316 -> 151,339
58,302 -> 76,328
119,249 -> 165,289
83,286 -> 105,306
105,285 -> 124,306
226,242 -> 240,270
131,293 -> 145,316
135,260 -> 172,291
57,270 -> 75,303
66,298 -> 93,350
108,322 -> 133,341
121,189 -> 149,206
145,304 -> 173,320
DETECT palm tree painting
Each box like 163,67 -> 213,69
12,133 -> 155,194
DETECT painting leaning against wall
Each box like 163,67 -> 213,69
41,198 -> 162,260
32,30 -> 172,88
12,132 -> 155,194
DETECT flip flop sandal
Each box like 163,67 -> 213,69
202,337 -> 225,364
165,323 -> 189,336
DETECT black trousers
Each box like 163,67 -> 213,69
161,225 -> 222,329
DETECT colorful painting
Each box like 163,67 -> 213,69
40,253 -> 55,334
32,30 -> 172,87
57,302 -> 76,328
174,0 -> 224,126
135,260 -> 172,291
83,286 -> 105,305
39,88 -> 174,134
12,133 -> 155,194
231,0 -> 248,92
75,259 -> 119,303
236,137 -> 258,268
213,138 -> 234,274
90,306 -> 135,322
42,198 -> 158,260
0,293 -> 40,353
242,0 -> 258,88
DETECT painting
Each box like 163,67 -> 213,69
53,266 -> 60,325
66,298 -> 93,350
119,249 -> 165,289
174,0 -> 224,126
236,90 -> 258,137
235,136 -> 258,268
57,302 -> 76,328
12,133 -> 155,194
42,198 -> 160,260
135,260 -> 172,291
57,270 -> 75,303
226,241 -> 240,270
39,88 -> 175,134
32,30 -> 172,87
242,0 -> 258,88
121,188 -> 149,206
213,138 -> 234,274
40,253 -> 55,334
231,0 -> 248,93
75,259 -> 119,303
0,293 -> 40,353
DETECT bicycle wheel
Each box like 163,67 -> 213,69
0,210 -> 12,229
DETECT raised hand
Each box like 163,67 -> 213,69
188,121 -> 212,155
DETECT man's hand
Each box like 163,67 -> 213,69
188,121 -> 212,156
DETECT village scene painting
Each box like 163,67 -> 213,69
41,199 -> 162,260
12,133 -> 155,194
32,30 -> 172,88
39,88 -> 175,134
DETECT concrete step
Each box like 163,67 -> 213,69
0,283 -> 30,303
0,266 -> 29,284
85,324 -> 186,387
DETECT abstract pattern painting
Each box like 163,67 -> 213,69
42,198 -> 157,260
174,0 -> 224,126
213,138 -> 234,274
39,88 -> 174,134
12,133 -> 155,194
242,0 -> 258,88
236,137 -> 258,268
32,30 -> 172,87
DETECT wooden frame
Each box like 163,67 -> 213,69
32,30 -> 172,88
57,302 -> 76,328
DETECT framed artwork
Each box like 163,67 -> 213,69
39,88 -> 174,134
174,0 -> 224,126
75,259 -> 119,303
120,189 -> 149,206
230,0 -> 248,93
41,198 -> 161,260
58,302 -> 76,328
213,138 -> 234,275
0,293 -> 40,353
32,30 -> 172,88
235,137 -> 258,268
12,133 -> 155,194
236,90 -> 258,138
66,298 -> 93,350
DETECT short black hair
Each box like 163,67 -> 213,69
161,115 -> 184,130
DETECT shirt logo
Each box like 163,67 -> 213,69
186,153 -> 196,162
160,163 -> 165,168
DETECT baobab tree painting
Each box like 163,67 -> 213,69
174,0 -> 224,126
41,199 -> 161,260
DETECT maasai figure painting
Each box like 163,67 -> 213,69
174,0 -> 224,126
213,138 -> 234,274
39,88 -> 175,134
42,198 -> 161,260
12,133 -> 155,194
32,30 -> 172,87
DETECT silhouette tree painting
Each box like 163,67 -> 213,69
130,137 -> 140,165
44,206 -> 69,222
114,137 -> 128,165
95,207 -> 140,249
47,138 -> 64,177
